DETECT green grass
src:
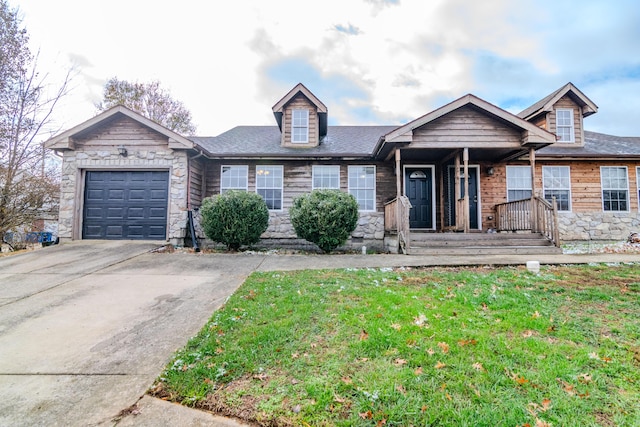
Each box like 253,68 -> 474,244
154,264 -> 640,426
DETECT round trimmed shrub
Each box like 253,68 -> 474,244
200,190 -> 269,251
290,189 -> 359,253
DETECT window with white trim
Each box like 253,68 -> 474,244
256,165 -> 283,210
348,165 -> 375,211
601,166 -> 628,211
556,109 -> 575,142
543,166 -> 571,211
312,165 -> 340,189
221,165 -> 248,193
506,166 -> 532,201
292,109 -> 309,143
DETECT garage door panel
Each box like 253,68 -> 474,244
83,171 -> 169,240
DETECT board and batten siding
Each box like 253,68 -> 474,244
411,106 -> 522,148
281,94 -> 319,147
549,95 -> 584,146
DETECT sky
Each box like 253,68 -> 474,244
16,0 -> 640,138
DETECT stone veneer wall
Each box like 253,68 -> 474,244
558,211 -> 640,241
58,149 -> 189,243
194,209 -> 386,251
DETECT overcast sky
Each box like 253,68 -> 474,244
17,0 -> 640,137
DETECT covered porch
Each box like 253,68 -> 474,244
375,94 -> 560,254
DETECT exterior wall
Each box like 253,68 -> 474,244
281,94 -> 319,148
57,117 -> 189,244
549,95 -> 584,146
200,159 -> 395,250
412,106 -> 522,147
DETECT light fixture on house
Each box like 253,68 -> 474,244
117,145 -> 128,157
486,166 -> 494,176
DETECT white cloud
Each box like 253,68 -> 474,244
16,0 -> 640,137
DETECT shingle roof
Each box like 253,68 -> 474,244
517,86 -> 565,120
191,125 -> 398,158
537,131 -> 640,157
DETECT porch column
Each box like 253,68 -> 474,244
463,147 -> 470,233
395,148 -> 402,199
529,147 -> 538,232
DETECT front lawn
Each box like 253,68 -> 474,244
153,264 -> 640,426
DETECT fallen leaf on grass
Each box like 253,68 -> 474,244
252,373 -> 268,381
414,314 -> 428,326
390,323 -> 402,331
535,418 -> 552,427
472,362 -> 484,371
359,410 -> 373,419
421,405 -> 428,412
468,383 -> 481,397
532,311 -> 541,318
291,352 -> 299,359
427,348 -> 435,356
414,366 -> 423,375
435,361 -> 446,369
333,394 -> 346,403
577,373 -> 592,383
458,339 -> 478,346
360,330 -> 369,341
394,358 -> 408,366
522,330 -> 534,338
376,420 -> 387,427
396,384 -> 406,395
445,393 -> 452,400
437,342 -> 450,354
341,376 -> 353,385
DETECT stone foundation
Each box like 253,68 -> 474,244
558,211 -> 640,241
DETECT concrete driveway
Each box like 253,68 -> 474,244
0,241 -> 265,427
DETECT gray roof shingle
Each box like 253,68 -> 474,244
537,131 -> 640,157
191,125 -> 398,157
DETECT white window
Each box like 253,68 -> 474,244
256,165 -> 283,210
312,165 -> 340,189
556,109 -> 574,142
601,166 -> 629,211
348,165 -> 375,211
221,165 -> 248,193
506,166 -> 532,201
292,109 -> 309,143
543,166 -> 571,211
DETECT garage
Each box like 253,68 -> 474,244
82,170 -> 169,240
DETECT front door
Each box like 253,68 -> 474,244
405,168 -> 433,229
446,166 -> 480,230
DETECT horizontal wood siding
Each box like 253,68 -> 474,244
550,95 -> 583,145
189,157 -> 204,208
282,94 -> 319,147
203,160 -> 394,211
412,106 -> 522,148
74,116 -> 169,149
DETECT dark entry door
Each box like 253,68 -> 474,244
446,166 -> 479,229
83,170 -> 169,240
405,168 -> 433,229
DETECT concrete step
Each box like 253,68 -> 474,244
410,232 -> 547,242
409,245 -> 563,256
411,238 -> 554,247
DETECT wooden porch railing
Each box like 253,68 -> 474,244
384,196 -> 412,254
495,196 -> 560,247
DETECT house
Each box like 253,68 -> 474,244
45,83 -> 640,253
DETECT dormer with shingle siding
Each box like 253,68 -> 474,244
272,83 -> 328,148
518,82 -> 598,147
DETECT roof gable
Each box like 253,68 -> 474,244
518,82 -> 598,121
383,94 -> 556,145
44,105 -> 194,151
272,83 -> 328,136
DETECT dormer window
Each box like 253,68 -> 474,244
556,109 -> 574,142
292,109 -> 309,143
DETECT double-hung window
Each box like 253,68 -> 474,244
542,166 -> 571,211
601,166 -> 628,211
312,165 -> 340,189
556,109 -> 575,142
256,165 -> 283,210
221,165 -> 248,193
348,165 -> 375,211
292,109 -> 309,143
506,166 -> 532,201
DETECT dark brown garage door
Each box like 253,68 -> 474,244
82,171 -> 169,240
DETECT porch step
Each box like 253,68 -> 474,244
408,232 -> 562,255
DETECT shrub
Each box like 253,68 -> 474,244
200,190 -> 269,251
290,189 -> 359,253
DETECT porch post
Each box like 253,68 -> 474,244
395,148 -> 402,199
529,147 -> 538,232
463,147 -> 470,233
454,153 -> 461,230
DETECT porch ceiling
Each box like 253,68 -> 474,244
398,147 -> 527,163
